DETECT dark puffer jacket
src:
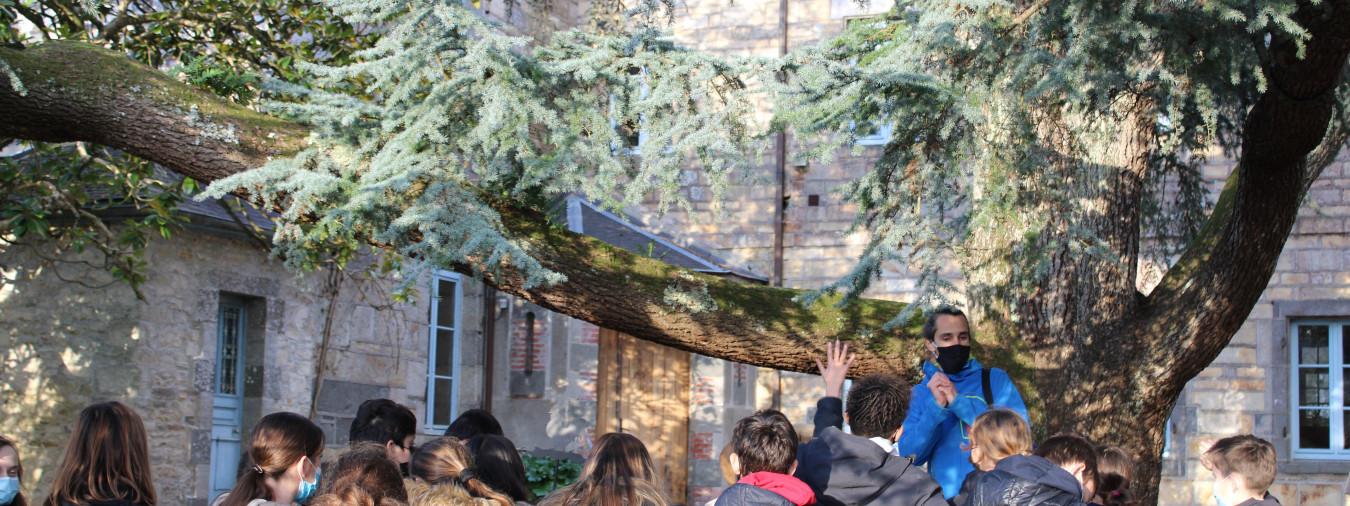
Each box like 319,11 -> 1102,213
969,455 -> 1086,506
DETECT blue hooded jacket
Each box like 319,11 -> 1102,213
896,358 -> 1028,500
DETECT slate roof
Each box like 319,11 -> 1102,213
561,195 -> 768,284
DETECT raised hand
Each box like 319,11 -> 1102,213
815,339 -> 857,399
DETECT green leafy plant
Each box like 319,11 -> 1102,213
521,453 -> 582,498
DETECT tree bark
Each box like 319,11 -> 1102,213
0,40 -> 925,377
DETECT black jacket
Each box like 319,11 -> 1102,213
795,398 -> 946,506
969,455 -> 1086,506
949,470 -> 983,506
715,484 -> 797,506
1236,493 -> 1282,506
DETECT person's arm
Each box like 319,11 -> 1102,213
813,340 -> 855,436
896,381 -> 949,465
813,396 -> 844,436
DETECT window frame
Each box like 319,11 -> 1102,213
425,271 -> 464,433
609,68 -> 650,155
1289,319 -> 1350,460
853,121 -> 893,146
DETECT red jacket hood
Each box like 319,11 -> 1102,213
739,472 -> 816,506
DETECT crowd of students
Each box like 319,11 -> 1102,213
0,309 -> 1286,506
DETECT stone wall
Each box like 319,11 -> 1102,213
0,223 -> 483,505
1158,151 -> 1350,506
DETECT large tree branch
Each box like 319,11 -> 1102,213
1141,0 -> 1350,397
0,40 -> 922,377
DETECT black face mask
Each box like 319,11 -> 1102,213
935,344 -> 971,374
399,462 -> 410,478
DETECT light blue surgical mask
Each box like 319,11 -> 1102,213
295,463 -> 320,505
0,477 -> 19,506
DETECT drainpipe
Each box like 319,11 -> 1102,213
772,0 -> 789,288
481,285 -> 497,412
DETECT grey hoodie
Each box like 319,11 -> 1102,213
794,426 -> 947,506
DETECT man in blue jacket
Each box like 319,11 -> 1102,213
897,306 -> 1029,500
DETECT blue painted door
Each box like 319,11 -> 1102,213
210,303 -> 246,501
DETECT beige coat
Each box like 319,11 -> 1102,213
404,479 -> 504,506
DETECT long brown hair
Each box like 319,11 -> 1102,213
538,433 -> 667,506
219,412 -> 324,506
0,435 -> 28,506
43,401 -> 157,506
410,438 -> 512,506
464,435 -> 534,503
310,443 -> 407,506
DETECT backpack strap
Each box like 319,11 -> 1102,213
982,368 -> 994,407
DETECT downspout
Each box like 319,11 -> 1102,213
481,286 -> 497,412
770,0 -> 790,412
309,266 -> 343,419
772,0 -> 789,288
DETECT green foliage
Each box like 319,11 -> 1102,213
774,0 -> 1344,318
203,0 -> 761,288
0,0 -> 375,293
0,142 -> 192,296
174,56 -> 260,104
521,453 -> 582,498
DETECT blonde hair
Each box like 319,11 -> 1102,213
410,438 -> 512,506
969,408 -> 1032,469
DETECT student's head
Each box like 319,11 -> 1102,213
540,432 -> 667,506
444,409 -> 504,440
923,306 -> 974,374
1035,433 -> 1098,501
220,412 -> 325,506
465,434 -> 535,503
44,401 -> 156,506
1201,435 -> 1276,505
729,410 -> 798,477
843,374 -> 909,441
310,442 -> 407,506
0,435 -> 27,506
410,437 -> 513,506
349,399 -> 417,466
968,408 -> 1032,471
1095,446 -> 1135,505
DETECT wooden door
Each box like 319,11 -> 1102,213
596,329 -> 691,505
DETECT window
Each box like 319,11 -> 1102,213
1291,321 -> 1350,459
610,67 -> 648,154
853,121 -> 893,146
830,0 -> 890,19
426,272 -> 462,431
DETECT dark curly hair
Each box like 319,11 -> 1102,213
845,374 -> 910,439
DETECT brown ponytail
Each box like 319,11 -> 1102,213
410,438 -> 512,506
219,412 -> 324,506
0,435 -> 28,506
44,402 -> 157,506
